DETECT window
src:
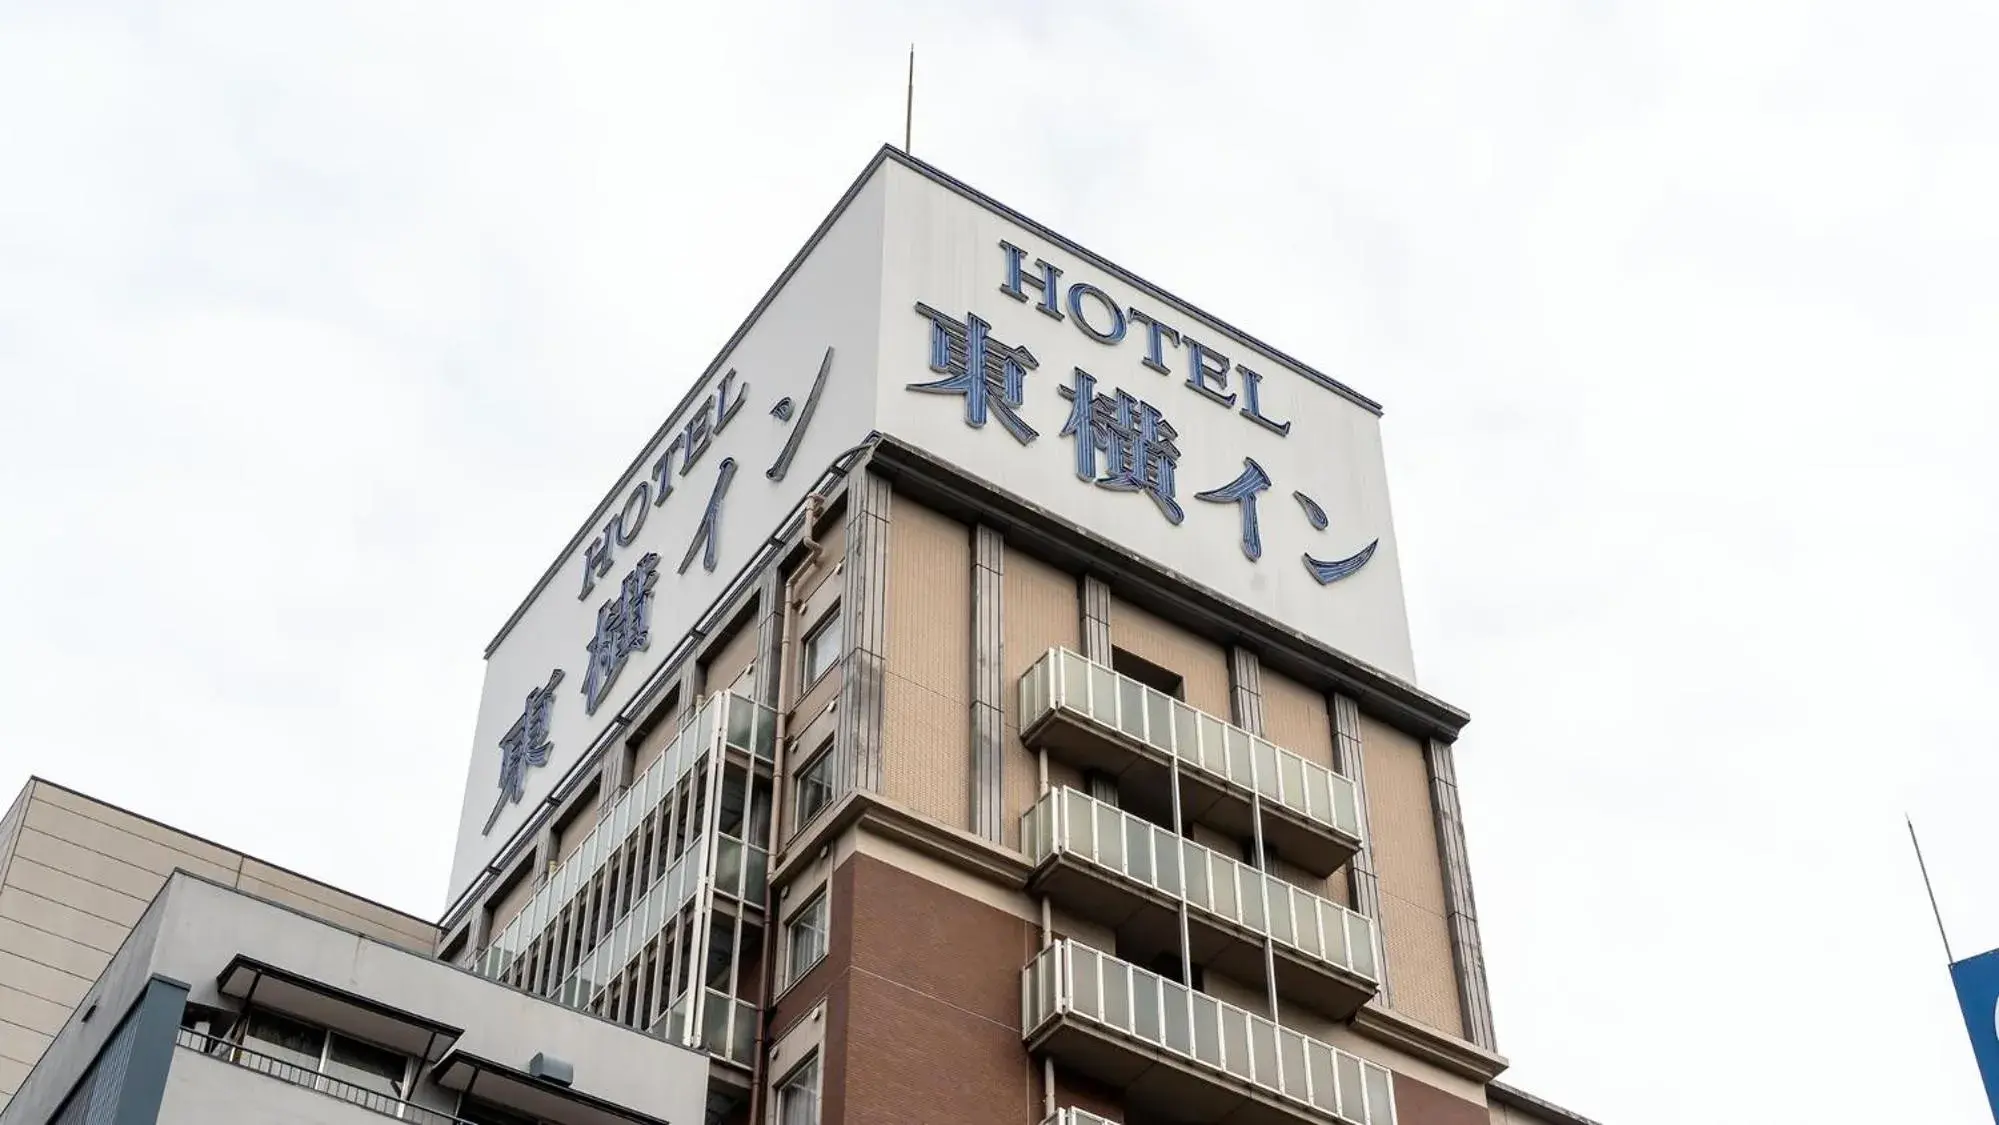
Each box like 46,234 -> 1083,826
240,1009 -> 411,1102
802,610 -> 843,688
786,891 -> 829,985
1241,838 -> 1280,871
794,741 -> 834,827
777,1055 -> 820,1125
1111,647 -> 1184,700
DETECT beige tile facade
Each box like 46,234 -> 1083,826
851,490 -> 1481,1067
999,545 -> 1079,849
880,498 -> 972,830
0,778 -> 440,1112
1362,713 -> 1466,1038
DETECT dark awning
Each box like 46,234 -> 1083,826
216,955 -> 463,1062
432,1050 -> 674,1125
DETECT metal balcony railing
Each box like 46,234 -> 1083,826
1023,941 -> 1396,1125
173,1029 -> 468,1125
1039,1112 -> 1119,1125
1024,788 -> 1378,998
1017,649 -> 1362,871
478,691 -> 775,983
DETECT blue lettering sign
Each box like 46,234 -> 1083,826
584,553 -> 659,715
483,668 -> 565,835
910,303 -> 1040,444
1059,368 -> 1183,523
901,250 -> 1385,594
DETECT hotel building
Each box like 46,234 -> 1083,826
0,147 -> 1601,1125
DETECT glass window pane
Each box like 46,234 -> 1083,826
779,1057 -> 820,1125
1308,1043 -> 1340,1111
1334,778 -> 1359,838
726,695 -> 754,750
325,1034 -> 406,1099
1184,848 -> 1210,911
1240,872 -> 1264,929
1307,768 -> 1333,824
1118,679 -> 1147,738
1252,739 -> 1280,798
1338,1055 -> 1366,1120
1250,1019 -> 1278,1087
1162,986 -> 1191,1053
1072,947 -> 1101,1019
1198,715 -> 1229,772
1280,1029 -> 1309,1100
1062,656 -> 1090,712
1365,1065 -> 1394,1123
1089,666 -> 1119,723
1145,690 -> 1174,750
1278,754 -> 1305,809
1102,962 -> 1131,1031
1125,818 -> 1152,884
243,1010 -> 324,1073
1211,861 -> 1238,921
1172,704 -> 1201,761
1155,834 -> 1182,897
1268,882 -> 1295,945
1133,976 -> 1161,1043
1191,995 -> 1221,1065
1224,726 -> 1253,781
1221,1008 -> 1252,1080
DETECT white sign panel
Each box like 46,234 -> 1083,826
444,173 -> 887,904
448,150 -> 1417,909
870,160 -> 1416,682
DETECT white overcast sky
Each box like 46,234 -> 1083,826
3,3 -> 1995,1122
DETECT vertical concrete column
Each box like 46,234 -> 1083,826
836,470 -> 891,797
970,525 -> 1006,843
1079,575 -> 1112,662
1427,737 -> 1497,1050
1331,693 -> 1390,1005
1227,646 -> 1282,1021
752,567 -> 785,710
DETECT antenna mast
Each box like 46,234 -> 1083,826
1909,814 -> 1957,964
904,45 -> 915,153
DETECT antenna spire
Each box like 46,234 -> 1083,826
904,44 -> 915,154
1909,814 -> 1957,964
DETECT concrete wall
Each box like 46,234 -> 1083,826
147,874 -> 707,1125
0,780 -> 438,1113
156,1049 -> 389,1125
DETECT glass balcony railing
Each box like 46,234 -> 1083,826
1024,788 -> 1378,991
656,989 -> 758,1068
1018,649 -> 1362,854
1023,941 -> 1396,1125
478,691 -> 776,983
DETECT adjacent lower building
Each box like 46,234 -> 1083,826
0,146 -> 1606,1125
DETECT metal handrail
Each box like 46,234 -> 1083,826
1023,940 -> 1397,1125
173,1028 -> 469,1125
1019,648 -> 1364,844
1024,787 -> 1379,986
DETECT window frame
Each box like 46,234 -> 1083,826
792,739 -> 835,831
784,889 -> 830,988
800,607 -> 844,690
775,1052 -> 822,1125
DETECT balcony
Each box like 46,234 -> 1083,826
1023,941 -> 1396,1125
173,1028 -> 469,1125
1024,789 -> 1378,1021
1018,649 -> 1362,876
1041,1112 -> 1119,1125
480,691 -> 775,984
